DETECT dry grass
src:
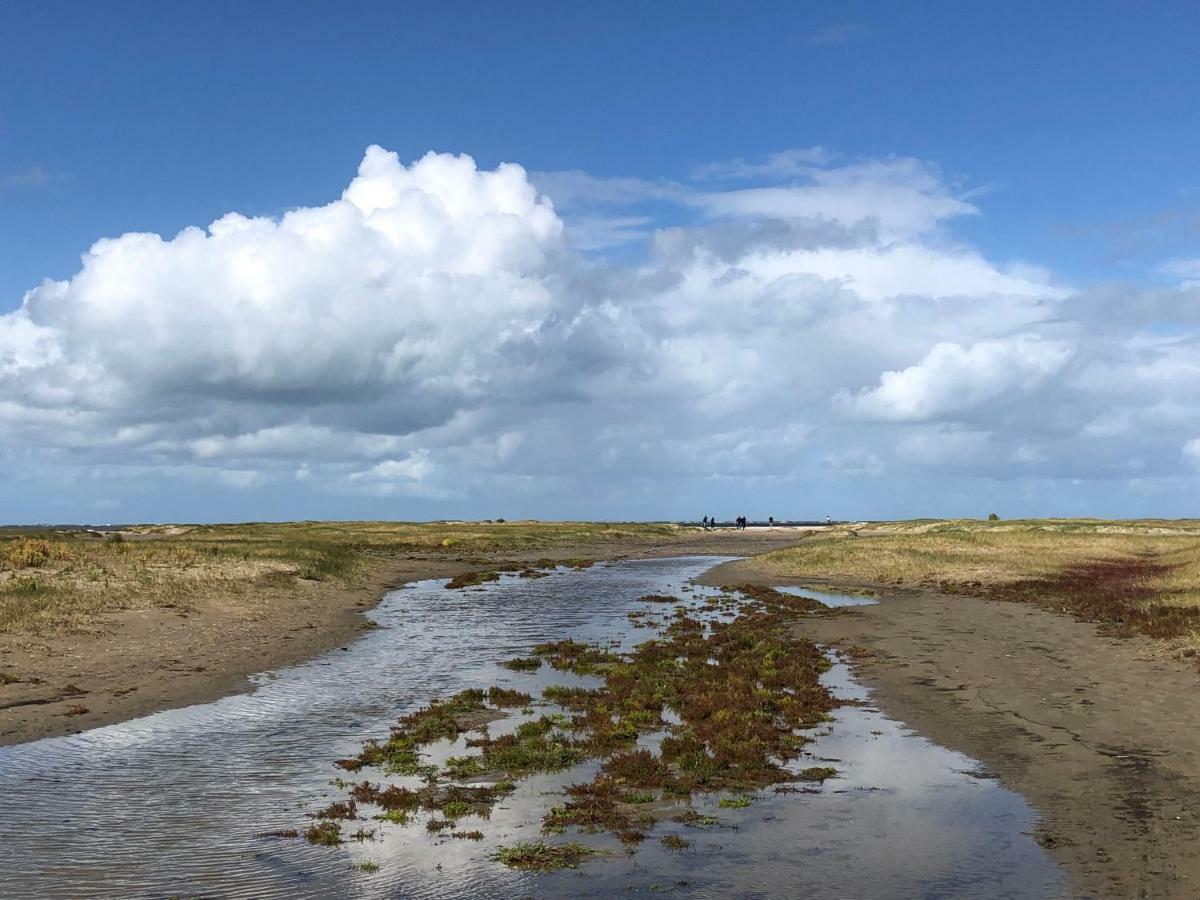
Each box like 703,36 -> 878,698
0,521 -> 682,634
758,519 -> 1200,643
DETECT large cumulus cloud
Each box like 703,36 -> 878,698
3,144 -> 1200,516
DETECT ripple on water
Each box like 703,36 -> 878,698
0,557 -> 1064,899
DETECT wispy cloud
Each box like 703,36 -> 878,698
3,165 -> 50,188
691,148 -> 833,182
807,23 -> 868,46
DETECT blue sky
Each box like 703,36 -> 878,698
5,1 -> 1198,300
2,2 -> 1200,522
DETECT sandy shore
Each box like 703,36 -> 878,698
700,557 -> 1200,900
0,529 -> 803,747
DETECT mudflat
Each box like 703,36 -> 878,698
0,527 -> 802,747
701,557 -> 1200,900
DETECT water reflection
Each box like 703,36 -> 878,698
0,557 -> 1063,898
777,584 -> 879,607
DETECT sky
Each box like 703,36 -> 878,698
2,1 -> 1200,524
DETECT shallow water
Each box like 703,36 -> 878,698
0,557 -> 1064,898
777,584 -> 879,607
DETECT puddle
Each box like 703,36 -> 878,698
777,585 -> 879,607
0,557 -> 1064,898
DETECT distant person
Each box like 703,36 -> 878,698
702,515 -> 709,530
768,516 -> 774,527
825,515 -> 832,525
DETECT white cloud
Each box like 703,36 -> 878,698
3,146 -> 569,436
690,157 -> 979,238
4,144 -> 1200,519
837,337 -> 1075,422
1159,257 -> 1200,288
691,148 -> 834,182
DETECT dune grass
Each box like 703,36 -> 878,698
757,518 -> 1200,642
0,521 -> 682,633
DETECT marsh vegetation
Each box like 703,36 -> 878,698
0,521 -> 679,633
299,578 -> 842,872
758,518 -> 1200,644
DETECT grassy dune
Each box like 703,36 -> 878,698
0,521 -> 680,634
758,519 -> 1200,642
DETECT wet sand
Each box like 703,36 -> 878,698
701,558 -> 1200,900
0,529 -> 804,747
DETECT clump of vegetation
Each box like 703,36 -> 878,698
1,538 -> 72,569
349,780 -> 511,821
349,860 -> 380,873
445,716 -> 586,779
543,778 -> 649,844
441,800 -> 471,819
796,766 -> 837,781
638,594 -> 678,604
492,840 -> 597,871
499,656 -> 542,672
530,639 -> 620,675
374,809 -> 411,825
602,749 -> 671,786
311,799 -> 358,820
672,810 -> 719,827
297,544 -> 356,581
446,571 -> 501,590
345,688 -> 508,775
718,795 -> 754,809
540,685 -> 598,709
305,821 -> 343,845
487,686 -> 533,707
660,834 -> 691,851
